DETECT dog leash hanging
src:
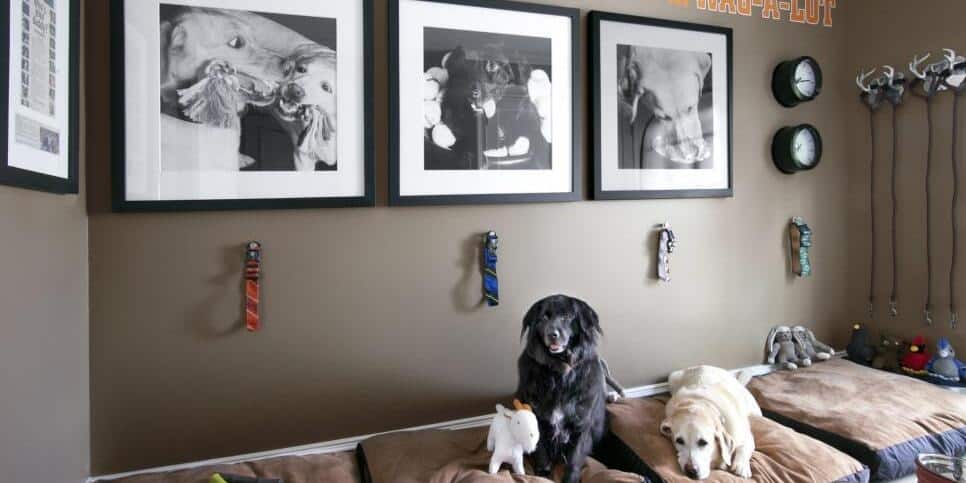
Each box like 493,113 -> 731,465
909,52 -> 949,326
483,231 -> 499,306
882,65 -> 907,318
245,241 -> 262,332
857,68 -> 885,320
946,51 -> 966,329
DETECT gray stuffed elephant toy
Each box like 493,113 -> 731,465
766,325 -> 803,370
792,325 -> 834,365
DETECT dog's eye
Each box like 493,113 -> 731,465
697,439 -> 708,447
297,64 -> 308,74
675,437 -> 685,445
321,81 -> 332,93
227,36 -> 245,49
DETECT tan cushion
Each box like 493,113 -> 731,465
96,451 -> 361,483
359,426 -> 643,483
606,397 -> 868,483
747,358 -> 966,451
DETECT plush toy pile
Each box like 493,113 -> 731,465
765,325 -> 835,370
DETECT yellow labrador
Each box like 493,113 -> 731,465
661,366 -> 761,480
273,44 -> 338,170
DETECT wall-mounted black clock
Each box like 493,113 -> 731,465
772,124 -> 822,174
772,56 -> 823,107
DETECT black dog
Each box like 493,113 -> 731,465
516,294 -> 608,483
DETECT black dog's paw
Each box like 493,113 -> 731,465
534,466 -> 552,477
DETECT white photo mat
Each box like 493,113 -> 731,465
395,0 -> 573,198
597,18 -> 730,194
120,0 -> 366,202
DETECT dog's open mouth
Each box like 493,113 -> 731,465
548,343 -> 566,354
276,98 -> 302,122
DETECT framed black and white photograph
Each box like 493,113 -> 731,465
110,0 -> 373,211
389,0 -> 579,206
590,11 -> 732,200
0,0 -> 79,194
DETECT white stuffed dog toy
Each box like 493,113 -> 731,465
487,400 -> 539,475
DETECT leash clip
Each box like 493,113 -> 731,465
952,312 -> 959,330
889,299 -> 898,318
924,308 -> 933,326
657,222 -> 677,283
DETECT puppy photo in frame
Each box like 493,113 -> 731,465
0,0 -> 79,194
111,0 -> 373,211
590,11 -> 733,200
390,0 -> 579,206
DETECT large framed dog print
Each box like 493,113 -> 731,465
0,0 -> 79,194
389,0 -> 579,206
110,0 -> 374,211
590,11 -> 733,200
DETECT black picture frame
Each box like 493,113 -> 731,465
0,0 -> 80,194
388,0 -> 581,206
589,10 -> 733,201
110,0 -> 375,212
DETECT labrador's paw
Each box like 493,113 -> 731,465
732,461 -> 752,479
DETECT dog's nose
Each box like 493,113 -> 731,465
283,83 -> 305,102
684,464 -> 699,479
549,330 -> 561,340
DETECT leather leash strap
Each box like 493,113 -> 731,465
245,242 -> 262,332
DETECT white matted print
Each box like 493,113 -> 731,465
391,0 -> 579,205
0,0 -> 78,194
113,0 -> 373,210
592,12 -> 732,200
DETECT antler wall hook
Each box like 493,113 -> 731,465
857,67 -> 885,110
910,52 -> 948,99
944,48 -> 966,90
881,65 -> 907,106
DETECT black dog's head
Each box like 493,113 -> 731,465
521,295 -> 601,363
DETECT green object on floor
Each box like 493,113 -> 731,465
209,474 -> 228,483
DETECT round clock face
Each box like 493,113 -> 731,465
794,60 -> 817,97
793,128 -> 818,166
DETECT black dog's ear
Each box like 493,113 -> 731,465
444,46 -> 467,71
572,298 -> 602,338
521,298 -> 548,339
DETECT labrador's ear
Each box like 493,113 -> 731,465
521,298 -> 547,340
572,298 -> 602,340
714,421 -> 735,468
694,52 -> 712,83
660,419 -> 673,437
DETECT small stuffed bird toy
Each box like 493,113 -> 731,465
486,399 -> 539,475
927,337 -> 966,382
901,335 -> 931,375
846,323 -> 876,366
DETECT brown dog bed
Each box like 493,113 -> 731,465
357,426 -> 645,483
603,397 -> 869,483
747,358 -> 966,481
93,450 -> 361,483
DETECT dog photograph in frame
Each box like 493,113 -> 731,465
0,0 -> 79,194
111,0 -> 373,211
390,0 -> 579,206
590,11 -> 733,200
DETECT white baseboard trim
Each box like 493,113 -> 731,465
89,357 -> 835,482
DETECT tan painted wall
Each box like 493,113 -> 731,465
86,0 -> 853,474
0,3 -> 89,481
846,0 -> 966,353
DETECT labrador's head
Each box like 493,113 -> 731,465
661,402 -> 734,480
618,46 -> 712,164
161,7 -> 288,96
